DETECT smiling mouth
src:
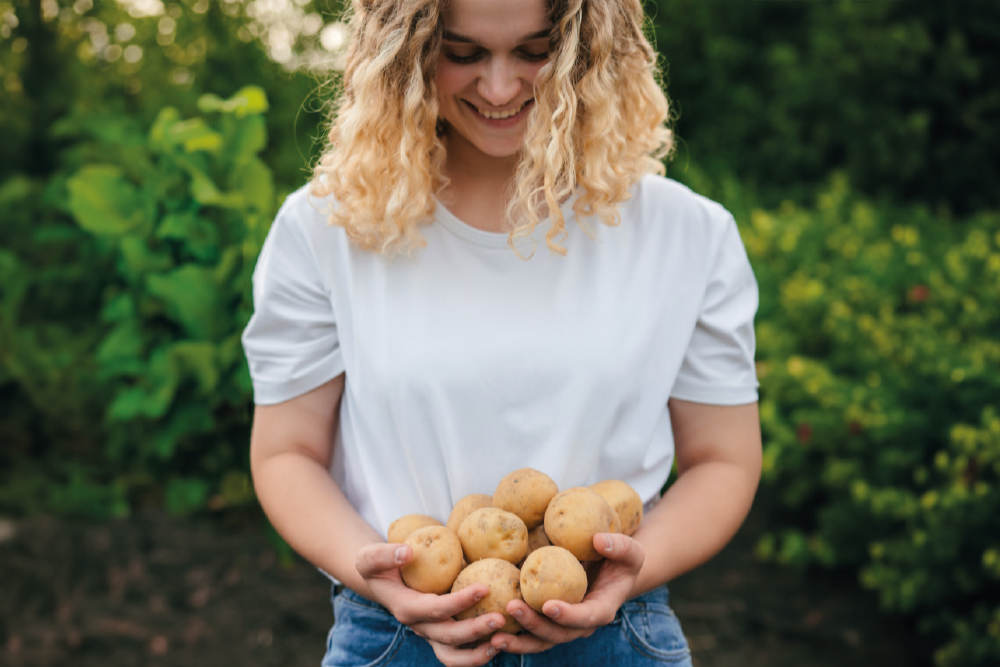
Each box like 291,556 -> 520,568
467,99 -> 533,120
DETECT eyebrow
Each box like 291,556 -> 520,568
442,27 -> 552,45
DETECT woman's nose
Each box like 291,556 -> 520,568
477,58 -> 522,108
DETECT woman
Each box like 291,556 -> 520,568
241,0 -> 762,663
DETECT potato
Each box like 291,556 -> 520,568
447,494 -> 493,534
458,507 -> 528,565
590,479 -> 643,536
519,546 -> 588,613
388,514 -> 443,544
492,468 -> 559,530
400,525 -> 464,594
543,487 -> 617,561
452,558 -> 523,634
524,525 -> 551,561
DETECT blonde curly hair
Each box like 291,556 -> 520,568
310,0 -> 673,256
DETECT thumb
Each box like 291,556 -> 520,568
593,533 -> 644,568
356,542 -> 411,578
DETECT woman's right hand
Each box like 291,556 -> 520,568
355,543 -> 506,667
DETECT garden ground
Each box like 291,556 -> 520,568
0,502 -> 929,667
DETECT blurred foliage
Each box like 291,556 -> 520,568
736,174 -> 1000,667
0,87 -> 273,516
654,0 -> 1000,215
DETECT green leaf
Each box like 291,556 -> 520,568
66,166 -> 143,236
146,266 -> 224,340
156,212 -> 219,262
165,477 -> 209,516
171,341 -> 220,393
101,293 -> 136,323
228,115 -> 268,163
238,157 -> 275,215
148,107 -> 182,150
198,86 -> 269,118
96,320 -> 144,377
120,236 -> 173,277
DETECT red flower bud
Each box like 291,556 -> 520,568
909,285 -> 930,302
796,423 -> 813,445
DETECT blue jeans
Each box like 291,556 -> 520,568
322,584 -> 692,666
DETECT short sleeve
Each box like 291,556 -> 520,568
671,214 -> 759,405
241,208 -> 345,405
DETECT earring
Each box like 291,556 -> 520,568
436,117 -> 447,137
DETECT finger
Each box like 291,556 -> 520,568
412,612 -> 506,646
592,533 -> 645,569
541,597 -> 616,630
355,543 -> 411,577
394,583 -> 492,625
429,637 -> 498,667
502,599 -> 580,645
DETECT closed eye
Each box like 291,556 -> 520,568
443,50 -> 549,65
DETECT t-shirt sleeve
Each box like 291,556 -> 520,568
670,214 -> 759,405
241,207 -> 345,405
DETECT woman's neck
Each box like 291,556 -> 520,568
438,133 -> 520,233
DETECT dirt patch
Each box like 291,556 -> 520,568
0,506 -> 927,666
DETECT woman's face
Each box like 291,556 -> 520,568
435,0 -> 552,161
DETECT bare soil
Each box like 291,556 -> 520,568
0,505 -> 929,666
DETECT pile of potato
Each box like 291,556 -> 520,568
387,468 -> 643,634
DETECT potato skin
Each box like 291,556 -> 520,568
447,494 -> 493,534
492,468 -> 559,530
590,479 -> 643,536
400,526 -> 464,595
523,525 -> 551,562
519,546 -> 588,613
452,559 -> 523,634
388,514 -> 443,544
458,507 -> 528,565
543,487 -> 617,561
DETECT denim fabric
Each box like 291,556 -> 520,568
322,583 -> 692,667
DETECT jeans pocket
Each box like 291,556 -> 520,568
619,601 -> 692,664
322,591 -> 406,667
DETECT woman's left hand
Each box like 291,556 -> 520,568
489,532 -> 646,655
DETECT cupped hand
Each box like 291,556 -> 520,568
354,543 -> 505,667
489,532 -> 645,655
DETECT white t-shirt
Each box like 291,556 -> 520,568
241,174 -> 759,539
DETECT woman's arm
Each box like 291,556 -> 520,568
250,376 -> 505,667
629,398 -> 762,595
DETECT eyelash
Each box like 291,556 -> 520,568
444,50 -> 549,65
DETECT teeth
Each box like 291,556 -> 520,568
475,101 -> 528,120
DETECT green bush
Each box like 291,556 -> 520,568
0,87 -> 276,517
745,174 -> 1000,666
654,0 -> 1000,214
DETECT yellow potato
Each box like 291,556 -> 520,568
452,558 -> 523,634
492,468 -> 559,530
401,525 -> 464,595
590,479 -> 643,536
457,507 -> 528,565
543,487 -> 617,561
447,494 -> 493,534
387,514 -> 443,544
519,546 -> 588,613
523,525 -> 551,562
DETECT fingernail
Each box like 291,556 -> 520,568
499,643 -> 508,651
487,647 -> 497,657
511,609 -> 523,620
394,546 -> 406,563
603,534 -> 614,552
474,590 -> 486,601
488,620 -> 498,630
546,605 -> 561,618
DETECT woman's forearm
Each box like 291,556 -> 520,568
252,451 -> 384,597
629,459 -> 759,598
